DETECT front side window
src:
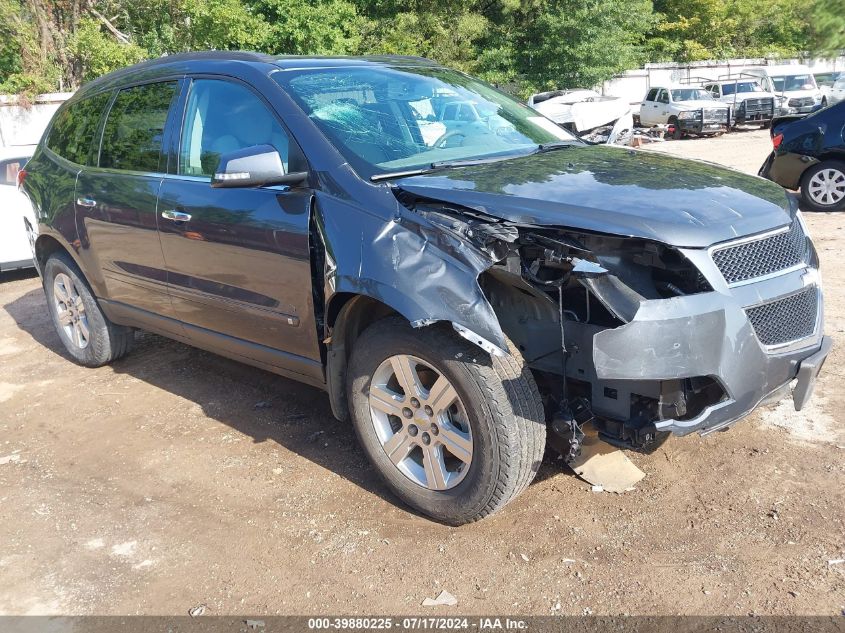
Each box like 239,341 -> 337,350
273,66 -> 575,179
178,79 -> 302,178
46,91 -> 112,165
670,88 -> 713,102
722,82 -> 764,95
657,90 -> 669,103
99,81 -> 178,172
771,74 -> 817,92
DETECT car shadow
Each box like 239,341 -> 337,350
3,287 -> 570,521
0,268 -> 39,283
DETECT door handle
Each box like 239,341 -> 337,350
161,210 -> 192,222
76,197 -> 97,208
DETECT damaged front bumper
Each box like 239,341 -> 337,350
589,249 -> 830,436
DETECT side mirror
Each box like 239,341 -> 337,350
211,144 -> 307,188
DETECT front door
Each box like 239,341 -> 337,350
75,81 -> 180,318
640,88 -> 658,126
157,77 -> 321,381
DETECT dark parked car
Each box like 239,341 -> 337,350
20,53 -> 831,524
760,101 -> 845,211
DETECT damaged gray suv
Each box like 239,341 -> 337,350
22,53 -> 832,525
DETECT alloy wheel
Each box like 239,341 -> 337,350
807,167 -> 845,207
368,354 -> 473,490
53,272 -> 90,350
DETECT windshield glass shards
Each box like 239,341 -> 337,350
274,66 -> 577,180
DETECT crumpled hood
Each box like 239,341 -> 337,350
394,145 -> 794,248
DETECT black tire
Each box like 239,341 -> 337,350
347,317 -> 545,525
668,116 -> 683,140
799,160 -> 845,212
43,251 -> 134,367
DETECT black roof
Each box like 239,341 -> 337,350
76,51 -> 440,98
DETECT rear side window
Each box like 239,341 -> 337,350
645,88 -> 658,101
100,81 -> 178,173
46,91 -> 112,165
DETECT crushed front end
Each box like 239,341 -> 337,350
475,211 -> 830,451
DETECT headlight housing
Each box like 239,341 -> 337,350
677,110 -> 697,120
518,230 -> 712,300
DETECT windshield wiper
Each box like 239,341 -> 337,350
370,142 -> 580,182
535,140 -> 579,153
371,152 -> 530,182
370,167 -> 439,182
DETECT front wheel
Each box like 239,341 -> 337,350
668,117 -> 683,140
44,252 -> 134,366
347,317 -> 545,525
800,161 -> 845,212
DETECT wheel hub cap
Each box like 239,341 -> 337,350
53,273 -> 90,350
808,168 -> 845,206
368,354 -> 473,491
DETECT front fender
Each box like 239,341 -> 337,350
315,192 -> 508,356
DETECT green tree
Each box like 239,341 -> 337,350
67,18 -> 146,83
502,0 -> 657,95
251,0 -> 363,55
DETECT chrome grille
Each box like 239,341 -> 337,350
788,97 -> 813,108
745,286 -> 818,346
703,108 -> 728,122
712,221 -> 808,285
743,97 -> 774,114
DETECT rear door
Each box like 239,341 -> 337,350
0,156 -> 34,268
75,80 -> 181,318
156,77 -> 322,381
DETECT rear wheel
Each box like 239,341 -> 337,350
347,317 -> 545,525
44,252 -> 134,366
800,161 -> 845,212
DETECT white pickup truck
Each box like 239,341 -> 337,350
639,86 -> 730,139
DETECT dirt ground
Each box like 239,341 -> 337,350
1,128 -> 843,617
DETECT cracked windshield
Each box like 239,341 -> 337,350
274,66 -> 574,178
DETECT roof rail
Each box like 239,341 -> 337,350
677,76 -> 711,86
715,71 -> 764,82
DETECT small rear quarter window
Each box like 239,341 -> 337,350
46,91 -> 112,165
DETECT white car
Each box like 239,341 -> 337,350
528,89 -> 631,133
702,79 -> 777,127
827,74 -> 845,107
0,146 -> 36,272
639,86 -> 729,139
745,65 -> 823,114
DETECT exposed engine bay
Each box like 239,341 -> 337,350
398,190 -> 732,453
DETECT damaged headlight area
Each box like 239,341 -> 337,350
483,228 -> 723,451
398,193 -> 726,452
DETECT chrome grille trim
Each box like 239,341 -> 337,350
703,108 -> 728,123
711,220 -> 808,286
745,286 -> 819,348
